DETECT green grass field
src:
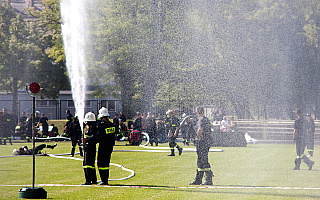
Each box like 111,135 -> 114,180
0,141 -> 319,199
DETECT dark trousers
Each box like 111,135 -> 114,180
97,142 -> 114,183
196,140 -> 211,169
83,143 -> 97,183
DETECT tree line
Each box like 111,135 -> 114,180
1,0 -> 320,119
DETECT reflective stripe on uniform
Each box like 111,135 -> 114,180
83,165 -> 95,169
105,127 -> 115,134
198,168 -> 211,172
98,167 -> 109,170
307,149 -> 314,152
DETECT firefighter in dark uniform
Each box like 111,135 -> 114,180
97,107 -> 116,185
293,109 -> 315,170
82,112 -> 98,185
64,110 -> 74,137
306,114 -> 315,157
167,110 -> 183,156
69,115 -> 83,157
0,108 -> 14,145
190,106 -> 213,185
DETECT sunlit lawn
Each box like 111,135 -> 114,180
0,140 -> 319,199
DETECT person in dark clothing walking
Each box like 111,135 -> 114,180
82,112 -> 98,185
69,115 -> 83,157
166,110 -> 183,156
13,143 -> 57,155
97,107 -> 116,185
292,109 -> 315,170
305,114 -> 315,157
190,106 -> 213,185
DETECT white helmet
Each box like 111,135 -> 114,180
12,149 -> 19,155
98,107 -> 110,118
84,112 -> 96,122
182,113 -> 187,118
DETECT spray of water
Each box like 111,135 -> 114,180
60,0 -> 88,130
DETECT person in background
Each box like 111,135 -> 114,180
64,110 -> 74,137
0,108 -> 14,145
292,109 -> 314,170
113,113 -> 120,141
38,113 -> 49,137
69,115 -> 83,157
220,116 -> 228,132
190,106 -> 213,185
13,143 -> 57,155
19,112 -> 28,125
50,124 -> 59,137
305,114 -> 315,157
146,112 -> 157,146
166,110 -> 183,156
120,111 -> 126,123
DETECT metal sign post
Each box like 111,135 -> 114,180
18,82 -> 47,199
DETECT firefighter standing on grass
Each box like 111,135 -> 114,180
82,112 -> 98,185
190,106 -> 213,185
292,109 -> 315,170
97,107 -> 116,185
0,108 -> 14,145
167,110 -> 183,156
69,115 -> 83,157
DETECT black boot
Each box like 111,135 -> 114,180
189,170 -> 204,185
9,138 -> 12,145
88,168 -> 97,184
79,147 -> 83,157
98,169 -> 109,185
177,146 -> 183,156
82,168 -> 92,185
202,170 -> 214,185
293,158 -> 301,170
70,147 -> 75,157
48,143 -> 57,149
302,155 -> 314,170
167,148 -> 175,156
3,139 -> 6,145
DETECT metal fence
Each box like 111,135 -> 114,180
0,99 -> 121,120
236,120 -> 320,141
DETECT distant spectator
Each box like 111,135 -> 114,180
220,116 -> 228,132
39,113 -> 49,137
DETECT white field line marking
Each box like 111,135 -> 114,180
2,184 -> 320,190
48,154 -> 135,181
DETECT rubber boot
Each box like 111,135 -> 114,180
0,139 -> 2,145
82,168 -> 91,185
302,155 -> 315,170
70,147 -> 75,157
293,158 -> 301,170
3,139 -> 6,145
9,138 -> 12,145
189,170 -> 204,185
177,145 -> 183,156
98,169 -> 109,185
79,147 -> 83,157
88,168 -> 97,184
202,170 -> 214,185
167,148 -> 175,156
